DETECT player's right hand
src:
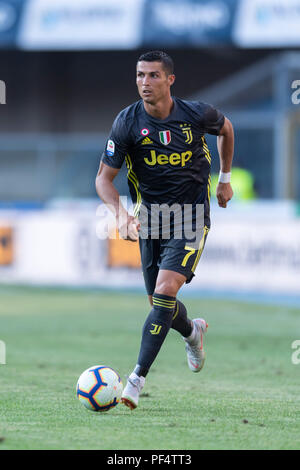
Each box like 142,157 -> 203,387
118,215 -> 140,242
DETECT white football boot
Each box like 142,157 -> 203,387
121,372 -> 145,410
184,318 -> 208,372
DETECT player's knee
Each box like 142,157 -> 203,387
155,279 -> 179,298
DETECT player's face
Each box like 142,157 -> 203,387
136,61 -> 175,105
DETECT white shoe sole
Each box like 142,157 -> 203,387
121,396 -> 137,410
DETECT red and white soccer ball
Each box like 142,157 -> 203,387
76,365 -> 123,412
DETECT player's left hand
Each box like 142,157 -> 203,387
216,182 -> 233,208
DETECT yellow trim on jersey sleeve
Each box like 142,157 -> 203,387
207,174 -> 211,203
125,154 -> 142,217
201,136 -> 212,165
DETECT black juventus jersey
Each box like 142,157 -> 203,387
101,97 -> 224,212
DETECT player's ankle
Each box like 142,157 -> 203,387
184,321 -> 196,342
134,364 -> 149,378
127,372 -> 145,389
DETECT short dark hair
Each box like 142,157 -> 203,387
137,51 -> 174,76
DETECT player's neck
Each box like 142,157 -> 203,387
143,96 -> 174,120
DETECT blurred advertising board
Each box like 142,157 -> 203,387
0,226 -> 13,265
0,204 -> 299,296
200,219 -> 300,294
0,0 -> 25,48
234,0 -> 300,47
3,0 -> 300,50
142,0 -> 236,46
108,234 -> 141,269
18,0 -> 145,50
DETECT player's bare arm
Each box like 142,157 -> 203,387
216,117 -> 234,208
95,161 -> 140,242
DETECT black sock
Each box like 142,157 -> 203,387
135,293 -> 176,377
171,300 -> 193,338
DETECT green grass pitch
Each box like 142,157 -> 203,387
0,285 -> 299,450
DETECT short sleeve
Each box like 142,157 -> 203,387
101,111 -> 131,169
199,103 -> 225,136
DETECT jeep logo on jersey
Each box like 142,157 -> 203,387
106,139 -> 115,156
159,130 -> 171,145
144,150 -> 192,167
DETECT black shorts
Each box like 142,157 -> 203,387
139,226 -> 209,296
